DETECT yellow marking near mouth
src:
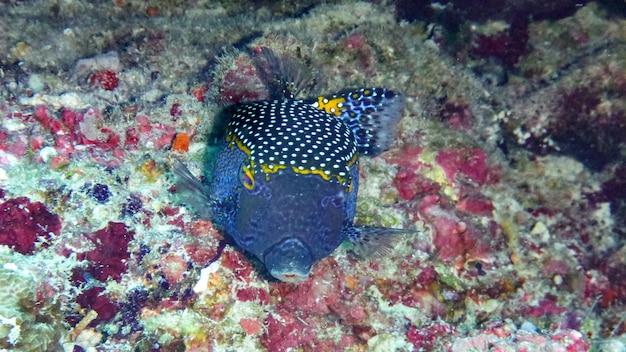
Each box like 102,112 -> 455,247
227,132 -> 257,190
242,163 -> 255,190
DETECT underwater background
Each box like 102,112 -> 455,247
0,0 -> 625,351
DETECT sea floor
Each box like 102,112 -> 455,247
0,0 -> 625,351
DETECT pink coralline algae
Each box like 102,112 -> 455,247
133,115 -> 179,151
406,321 -> 457,350
0,197 -> 61,254
261,310 -> 312,352
271,259 -> 359,321
393,169 -> 440,201
526,297 -> 566,318
2,96 -> 189,170
190,84 -> 207,103
451,328 -> 591,351
387,146 -> 441,201
436,147 -> 494,186
216,54 -> 269,105
261,308 -> 357,352
89,70 -> 120,91
386,145 -> 500,266
456,192 -> 494,217
30,106 -> 125,167
236,287 -> 270,305
584,260 -> 626,310
341,33 -> 378,78
220,248 -> 256,282
259,259 -> 378,351
423,205 -> 493,265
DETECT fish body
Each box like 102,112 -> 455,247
175,88 -> 404,282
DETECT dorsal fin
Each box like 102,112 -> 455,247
250,46 -> 316,100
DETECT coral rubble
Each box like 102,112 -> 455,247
0,0 -> 624,351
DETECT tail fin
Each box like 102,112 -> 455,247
172,161 -> 214,220
313,88 -> 404,157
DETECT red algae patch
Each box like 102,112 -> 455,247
0,197 -> 61,254
77,221 -> 135,282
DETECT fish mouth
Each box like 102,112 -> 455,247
270,270 -> 310,283
263,237 -> 313,283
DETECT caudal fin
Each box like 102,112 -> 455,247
313,88 -> 404,157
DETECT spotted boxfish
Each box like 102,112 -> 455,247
175,55 -> 405,283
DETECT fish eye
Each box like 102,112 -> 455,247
321,191 -> 345,208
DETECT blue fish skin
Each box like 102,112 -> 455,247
175,88 -> 404,282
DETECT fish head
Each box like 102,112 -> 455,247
233,171 -> 348,282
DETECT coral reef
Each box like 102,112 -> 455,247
0,0 -> 624,351
0,249 -> 70,351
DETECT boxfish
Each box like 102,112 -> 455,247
175,85 -> 405,282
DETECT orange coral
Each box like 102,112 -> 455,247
172,133 -> 190,152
